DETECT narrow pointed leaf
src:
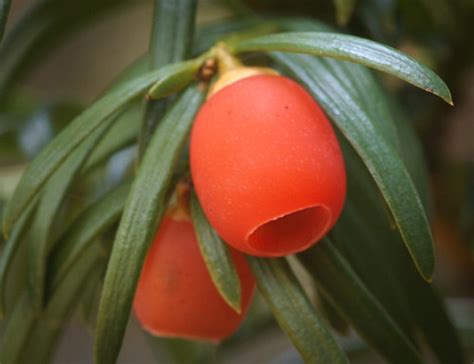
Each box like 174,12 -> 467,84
140,0 -> 197,158
233,32 -> 452,104
108,56 -> 149,90
344,154 -> 463,363
390,102 -> 432,216
95,86 -> 204,364
276,16 -> 430,284
331,199 -> 415,340
149,0 -> 197,69
335,142 -> 415,340
0,201 -> 37,317
28,117 -> 113,311
83,56 -> 150,169
83,103 -> 142,171
333,0 -> 356,25
318,58 -> 400,151
299,240 -> 422,364
147,57 -> 202,99
190,192 -> 242,313
2,59 -> 202,236
322,61 -> 417,337
248,257 -> 348,364
332,97 -> 462,362
346,147 -> 463,363
272,52 -> 435,280
48,181 -> 131,294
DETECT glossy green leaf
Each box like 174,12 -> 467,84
359,164 -> 464,364
278,16 -> 396,137
139,0 -> 197,158
299,240 -> 422,364
147,56 -> 202,99
190,192 -> 242,313
2,59 -> 202,237
345,146 -> 463,363
95,86 -> 205,364
343,135 -> 413,278
275,18 -> 430,315
334,140 -> 414,342
48,181 -> 131,295
331,198 -> 415,341
233,32 -> 452,104
248,257 -> 348,364
0,201 -> 37,317
318,59 -> 401,151
28,117 -> 113,311
83,102 -> 142,171
0,0 -> 12,42
390,101 -> 432,217
272,52 -> 435,281
84,55 -> 149,169
351,187 -> 463,364
333,0 -> 356,25
331,97 -> 461,362
343,160 -> 463,363
108,55 -> 150,90
0,293 -> 36,363
149,0 -> 197,69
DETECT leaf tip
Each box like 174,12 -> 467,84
227,297 -> 242,314
218,280 -> 242,315
231,305 -> 242,315
441,91 -> 454,106
430,81 -> 453,105
416,259 -> 435,283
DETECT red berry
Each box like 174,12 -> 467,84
133,216 -> 255,342
190,74 -> 346,257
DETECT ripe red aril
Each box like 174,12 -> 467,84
190,72 -> 346,257
133,216 -> 255,342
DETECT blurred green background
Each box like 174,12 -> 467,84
0,0 -> 473,363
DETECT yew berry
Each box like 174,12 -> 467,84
190,73 -> 346,257
133,216 -> 255,342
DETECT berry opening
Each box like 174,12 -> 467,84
246,206 -> 331,256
